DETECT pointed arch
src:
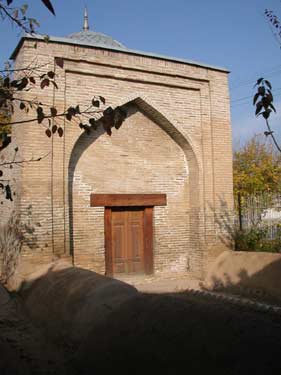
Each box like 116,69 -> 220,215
68,96 -> 202,269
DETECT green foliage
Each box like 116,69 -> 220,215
234,226 -> 281,253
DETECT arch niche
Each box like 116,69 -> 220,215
68,97 -> 201,276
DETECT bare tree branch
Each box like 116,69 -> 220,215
0,4 -> 31,33
265,119 -> 281,153
0,152 -> 50,168
0,109 -> 104,127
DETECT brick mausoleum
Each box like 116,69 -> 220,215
3,9 -> 233,281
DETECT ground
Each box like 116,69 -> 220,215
1,279 -> 281,374
0,291 -> 70,375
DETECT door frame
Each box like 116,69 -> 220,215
105,206 -> 153,276
90,194 -> 167,276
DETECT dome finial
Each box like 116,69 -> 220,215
83,7 -> 89,31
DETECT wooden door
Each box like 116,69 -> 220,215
111,208 -> 145,274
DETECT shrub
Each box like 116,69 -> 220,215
234,226 -> 281,253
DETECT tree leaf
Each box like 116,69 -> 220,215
99,96 -> 106,105
52,125 -> 57,134
3,77 -> 10,88
264,131 -> 272,137
17,77 -> 28,90
20,102 -> 25,110
40,78 -> 50,89
262,109 -> 272,119
67,106 -> 76,116
29,76 -> 36,84
264,80 -> 272,90
92,99 -> 100,108
37,107 -> 45,123
11,80 -> 18,88
45,129 -> 52,137
47,71 -> 55,79
50,107 -> 57,117
58,127 -> 63,137
255,101 -> 263,116
269,103 -> 277,113
20,4 -> 28,15
262,96 -> 270,108
253,93 -> 259,105
258,86 -> 265,96
5,185 -> 13,201
40,0 -> 55,15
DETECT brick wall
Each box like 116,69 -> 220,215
8,38 -> 233,279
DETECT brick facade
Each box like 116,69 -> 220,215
5,35 -> 233,280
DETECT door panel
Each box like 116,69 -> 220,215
128,220 -> 144,273
111,208 -> 145,274
112,211 -> 127,273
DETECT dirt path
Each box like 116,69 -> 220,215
1,283 -> 281,374
75,290 -> 281,374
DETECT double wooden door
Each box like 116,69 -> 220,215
105,206 -> 153,276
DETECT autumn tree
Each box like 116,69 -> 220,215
233,135 -> 281,229
233,135 -> 281,197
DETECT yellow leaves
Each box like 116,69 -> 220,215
233,135 -> 281,197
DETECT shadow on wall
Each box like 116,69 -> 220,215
0,206 -> 41,287
204,250 -> 281,304
209,196 -> 234,249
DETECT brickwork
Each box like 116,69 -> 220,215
6,37 -> 233,279
0,143 -> 15,225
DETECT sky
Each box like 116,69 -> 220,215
1,0 -> 281,148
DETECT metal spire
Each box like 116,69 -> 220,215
83,7 -> 89,31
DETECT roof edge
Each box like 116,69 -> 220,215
10,34 -> 230,73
